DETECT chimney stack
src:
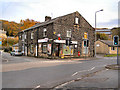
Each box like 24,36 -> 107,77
45,16 -> 51,21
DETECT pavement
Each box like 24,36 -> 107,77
55,68 -> 119,90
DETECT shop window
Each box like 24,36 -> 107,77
75,17 -> 79,24
111,47 -> 115,51
67,30 -> 71,37
43,28 -> 47,37
30,44 -> 34,53
43,44 -> 47,53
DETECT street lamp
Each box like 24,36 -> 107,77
95,9 -> 103,57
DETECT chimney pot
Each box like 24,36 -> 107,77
45,16 -> 51,21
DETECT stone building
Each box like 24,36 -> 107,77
18,11 -> 95,58
96,40 -> 120,54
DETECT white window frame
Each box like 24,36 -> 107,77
19,35 -> 21,40
67,30 -> 71,38
75,17 -> 79,24
31,32 -> 34,39
111,47 -> 115,51
24,33 -> 26,39
43,28 -> 47,37
22,34 -> 24,41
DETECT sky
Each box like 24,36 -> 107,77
0,0 -> 119,29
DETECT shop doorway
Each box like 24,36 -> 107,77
55,44 -> 60,57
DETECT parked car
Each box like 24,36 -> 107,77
10,50 -> 23,56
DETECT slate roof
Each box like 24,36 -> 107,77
99,40 -> 120,47
20,12 -> 70,33
19,11 -> 80,33
23,18 -> 58,32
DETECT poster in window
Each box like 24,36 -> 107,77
63,45 -> 73,55
47,44 -> 52,54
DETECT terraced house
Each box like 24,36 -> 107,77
18,11 -> 95,58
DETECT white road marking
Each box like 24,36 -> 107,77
32,85 -> 41,90
72,67 -> 95,76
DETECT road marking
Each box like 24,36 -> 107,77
32,85 -> 41,90
72,67 -> 95,76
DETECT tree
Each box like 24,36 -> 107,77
0,19 -> 40,36
111,27 -> 120,40
96,32 -> 108,40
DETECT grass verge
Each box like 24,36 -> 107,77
104,54 -> 120,57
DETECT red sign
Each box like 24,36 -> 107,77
78,51 -> 80,56
58,37 -> 61,40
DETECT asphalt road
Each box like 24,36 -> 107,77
1,52 -> 119,89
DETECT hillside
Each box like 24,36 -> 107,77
0,19 -> 40,36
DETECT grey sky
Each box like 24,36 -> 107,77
0,0 -> 119,28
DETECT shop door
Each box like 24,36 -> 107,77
55,44 -> 60,56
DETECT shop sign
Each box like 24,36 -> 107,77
54,40 -> 65,43
38,38 -> 48,43
71,41 -> 78,44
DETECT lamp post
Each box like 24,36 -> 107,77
95,9 -> 103,57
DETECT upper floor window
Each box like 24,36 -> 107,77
24,33 -> 26,39
31,31 -> 34,39
43,28 -> 47,37
19,35 -> 21,40
67,30 -> 71,38
22,34 -> 24,41
75,17 -> 79,24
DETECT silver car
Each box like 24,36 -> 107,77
10,50 -> 23,56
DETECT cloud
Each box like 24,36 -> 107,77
0,0 -> 119,28
97,19 -> 118,28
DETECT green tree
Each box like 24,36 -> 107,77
111,27 -> 120,40
96,32 -> 108,40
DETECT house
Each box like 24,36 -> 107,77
0,29 -> 7,38
12,43 -> 19,51
96,40 -> 120,54
18,11 -> 95,58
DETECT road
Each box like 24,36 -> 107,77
1,52 -> 119,89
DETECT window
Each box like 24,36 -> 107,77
30,44 -> 34,53
84,32 -> 88,39
22,34 -> 24,41
111,47 -> 115,51
43,28 -> 47,37
43,44 -> 47,53
67,30 -> 71,37
25,34 -> 26,39
31,32 -> 34,39
19,35 -> 21,40
75,17 -> 79,24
